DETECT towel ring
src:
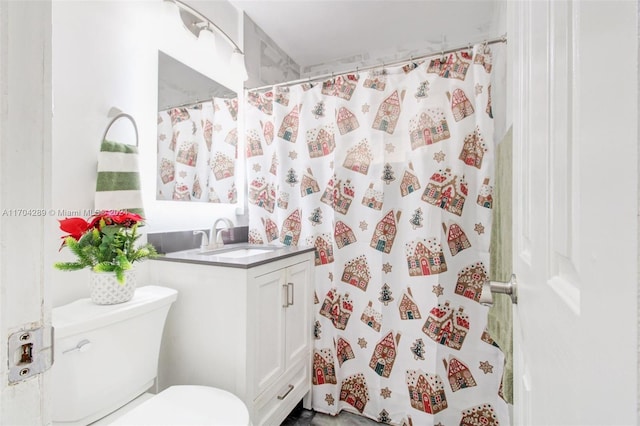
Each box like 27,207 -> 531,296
101,113 -> 139,147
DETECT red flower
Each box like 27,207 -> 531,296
58,211 -> 145,250
88,211 -> 144,230
58,217 -> 91,241
112,212 -> 144,227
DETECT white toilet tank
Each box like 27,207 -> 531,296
52,285 -> 178,426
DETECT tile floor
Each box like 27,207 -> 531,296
280,402 -> 382,425
281,400 -> 513,425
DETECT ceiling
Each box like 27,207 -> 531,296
229,0 -> 502,70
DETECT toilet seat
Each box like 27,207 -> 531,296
108,385 -> 250,425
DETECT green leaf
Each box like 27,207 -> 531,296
94,262 -> 116,273
53,261 -> 86,271
56,220 -> 157,277
115,268 -> 124,283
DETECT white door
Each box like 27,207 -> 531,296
0,0 -> 53,424
284,260 -> 311,366
510,1 -> 638,424
254,268 -> 286,395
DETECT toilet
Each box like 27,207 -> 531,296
51,285 -> 250,425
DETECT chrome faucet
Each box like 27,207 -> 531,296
208,217 -> 234,249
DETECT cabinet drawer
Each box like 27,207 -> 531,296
254,361 -> 310,426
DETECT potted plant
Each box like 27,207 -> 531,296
54,210 -> 158,304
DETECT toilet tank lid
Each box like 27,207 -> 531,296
53,286 -> 178,339
110,385 -> 250,426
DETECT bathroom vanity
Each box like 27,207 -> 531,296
149,243 -> 315,426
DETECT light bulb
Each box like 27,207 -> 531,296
198,27 -> 216,52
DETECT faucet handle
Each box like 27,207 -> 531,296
193,230 -> 209,250
210,218 -> 233,248
216,229 -> 225,244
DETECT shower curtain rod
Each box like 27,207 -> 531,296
247,33 -> 507,92
160,95 -> 229,111
160,98 -> 211,111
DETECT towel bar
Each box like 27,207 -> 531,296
101,112 -> 138,147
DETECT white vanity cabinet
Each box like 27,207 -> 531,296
251,260 -> 311,423
150,249 -> 314,426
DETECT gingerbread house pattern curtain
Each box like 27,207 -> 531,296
246,44 -> 508,425
157,98 -> 238,202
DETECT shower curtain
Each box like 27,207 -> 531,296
246,44 -> 508,425
157,98 -> 238,203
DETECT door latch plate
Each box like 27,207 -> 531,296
8,326 -> 54,384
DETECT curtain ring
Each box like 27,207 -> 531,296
408,56 -> 416,70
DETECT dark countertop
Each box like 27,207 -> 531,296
150,243 -> 315,269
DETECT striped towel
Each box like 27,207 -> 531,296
95,140 -> 145,217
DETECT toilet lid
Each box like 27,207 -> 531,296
109,385 -> 250,425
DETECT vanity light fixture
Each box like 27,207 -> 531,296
198,24 -> 217,52
164,0 -> 248,81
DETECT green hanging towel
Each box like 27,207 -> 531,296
95,139 -> 145,217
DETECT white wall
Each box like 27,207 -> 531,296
51,0 -> 246,306
243,14 -> 301,88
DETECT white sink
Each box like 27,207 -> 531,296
165,245 -> 280,262
213,248 -> 272,259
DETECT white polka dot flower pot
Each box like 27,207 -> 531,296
89,269 -> 137,305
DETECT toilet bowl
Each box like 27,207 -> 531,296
51,286 -> 249,425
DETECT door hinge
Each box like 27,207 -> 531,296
8,325 -> 54,384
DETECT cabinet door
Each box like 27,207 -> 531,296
254,269 -> 286,396
284,261 -> 311,367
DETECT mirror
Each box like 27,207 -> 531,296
156,51 -> 238,203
